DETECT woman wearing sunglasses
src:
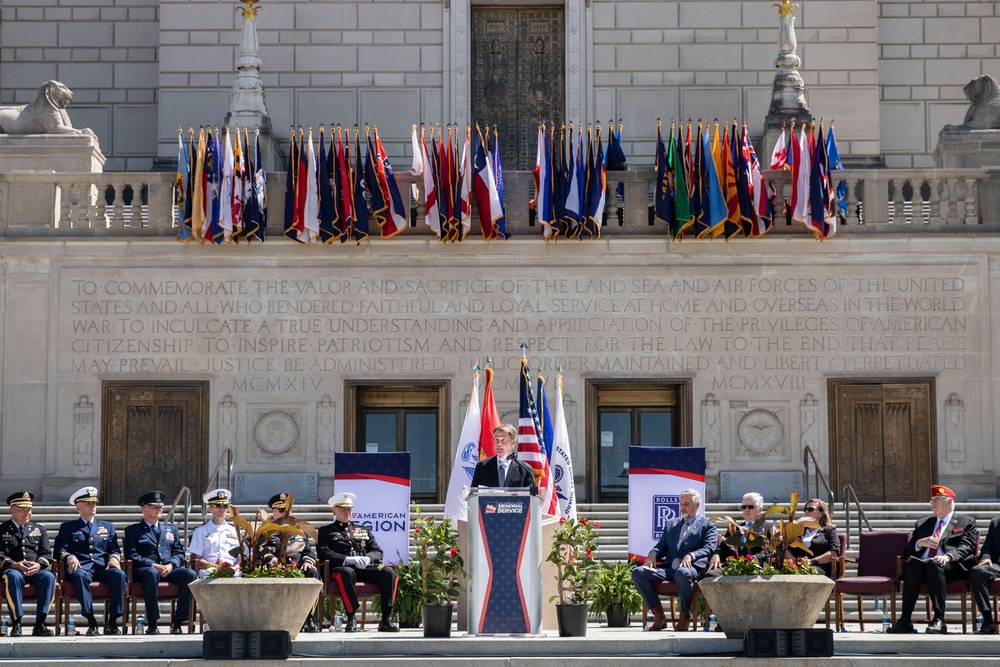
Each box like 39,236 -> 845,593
786,499 -> 840,578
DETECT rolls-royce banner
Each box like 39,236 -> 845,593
333,452 -> 411,565
627,446 -> 707,562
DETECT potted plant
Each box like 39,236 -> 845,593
391,565 -> 424,629
411,505 -> 467,638
189,494 -> 324,639
699,491 -> 835,638
546,516 -> 599,637
589,559 -> 643,627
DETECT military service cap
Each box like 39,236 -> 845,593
328,492 -> 356,508
70,486 -> 99,505
204,489 -> 232,506
268,493 -> 290,510
7,491 -> 33,508
138,490 -> 166,507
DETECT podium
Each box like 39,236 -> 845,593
466,489 -> 543,635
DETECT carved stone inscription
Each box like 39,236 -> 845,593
59,270 -> 976,392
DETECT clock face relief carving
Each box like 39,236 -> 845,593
249,407 -> 304,462
730,403 -> 790,462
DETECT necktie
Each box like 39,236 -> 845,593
677,520 -> 690,548
926,519 -> 944,558
498,461 -> 507,487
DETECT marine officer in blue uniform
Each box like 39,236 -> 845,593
54,486 -> 127,635
123,490 -> 197,634
0,491 -> 55,636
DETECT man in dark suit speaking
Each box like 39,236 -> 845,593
631,488 -> 717,632
470,423 -> 535,489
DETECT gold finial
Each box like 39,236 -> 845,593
773,0 -> 798,17
238,0 -> 261,20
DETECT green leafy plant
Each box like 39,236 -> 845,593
547,516 -> 600,605
411,505 -> 467,606
711,491 -> 821,576
589,559 -> 643,619
391,565 -> 424,628
205,493 -> 318,579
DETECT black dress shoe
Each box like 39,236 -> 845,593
9,620 -> 22,637
926,618 -> 948,634
886,620 -> 915,634
145,623 -> 160,635
86,625 -> 100,636
977,620 -> 997,635
344,615 -> 358,633
104,623 -> 122,636
302,616 -> 320,633
170,624 -> 183,635
377,617 -> 400,633
31,623 -> 53,637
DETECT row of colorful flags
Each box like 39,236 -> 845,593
444,360 -> 576,522
175,127 -> 267,243
173,120 -> 842,243
533,121 -> 630,240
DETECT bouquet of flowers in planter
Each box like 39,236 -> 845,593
712,491 -> 820,576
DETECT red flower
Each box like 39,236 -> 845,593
594,522 -> 601,530
585,549 -> 593,558
580,518 -> 589,525
559,517 -> 567,525
450,548 -> 458,556
415,527 -> 421,533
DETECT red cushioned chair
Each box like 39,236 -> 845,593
904,527 -> 977,634
320,561 -> 380,630
58,561 -> 123,635
834,530 -> 910,631
16,579 -> 62,635
124,560 -> 195,634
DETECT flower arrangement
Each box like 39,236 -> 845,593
411,505 -> 467,606
547,516 -> 600,605
712,491 -> 821,576
205,493 -> 317,579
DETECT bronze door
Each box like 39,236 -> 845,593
829,380 -> 936,502
472,6 -> 565,170
101,382 -> 210,505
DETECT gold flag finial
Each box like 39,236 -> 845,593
238,0 -> 261,20
772,0 -> 798,17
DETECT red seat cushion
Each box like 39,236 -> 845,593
835,576 -> 897,595
62,581 -> 113,598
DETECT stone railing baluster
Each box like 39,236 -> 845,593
927,177 -> 943,225
110,181 -> 126,228
58,182 -> 72,228
964,178 -> 979,225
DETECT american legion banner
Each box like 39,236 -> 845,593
333,452 -> 411,565
627,446 -> 707,562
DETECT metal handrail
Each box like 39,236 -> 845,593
842,483 -> 873,551
167,486 -> 192,543
802,446 -> 835,509
203,447 -> 234,520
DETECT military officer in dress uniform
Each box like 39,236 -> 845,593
54,486 -> 126,635
123,491 -> 197,635
317,492 -> 399,633
0,491 -> 55,636
188,489 -> 240,578
261,492 -> 321,633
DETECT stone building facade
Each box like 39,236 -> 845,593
0,0 -> 997,504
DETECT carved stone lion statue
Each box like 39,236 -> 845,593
942,74 -> 1000,133
0,80 -> 94,136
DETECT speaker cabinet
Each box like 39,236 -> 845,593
788,628 -> 834,657
202,630 -> 291,660
744,628 -> 834,657
744,629 -> 789,657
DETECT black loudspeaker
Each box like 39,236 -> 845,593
249,630 -> 292,659
788,628 -> 834,657
203,631 -> 290,660
744,629 -> 789,657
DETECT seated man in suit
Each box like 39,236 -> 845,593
0,492 -> 55,636
703,492 -> 771,578
318,492 -> 399,633
54,486 -> 127,635
888,484 -> 977,634
631,488 -> 717,632
469,423 -> 535,489
123,490 -> 197,635
971,513 -> 1000,634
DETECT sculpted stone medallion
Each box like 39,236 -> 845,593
254,411 -> 299,456
737,409 -> 783,454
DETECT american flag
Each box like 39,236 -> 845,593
518,358 -> 558,515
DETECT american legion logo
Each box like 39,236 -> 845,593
652,495 -> 680,540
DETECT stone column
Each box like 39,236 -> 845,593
762,0 -> 812,158
224,0 -> 284,171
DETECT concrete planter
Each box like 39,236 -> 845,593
189,578 -> 323,640
698,574 -> 834,639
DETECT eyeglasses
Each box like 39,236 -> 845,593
804,507 -> 819,512
740,504 -> 756,510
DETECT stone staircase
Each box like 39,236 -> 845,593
21,500 -> 1000,631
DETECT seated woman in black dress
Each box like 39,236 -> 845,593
787,498 -> 840,578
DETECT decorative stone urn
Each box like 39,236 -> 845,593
190,578 -> 323,640
698,575 -> 834,639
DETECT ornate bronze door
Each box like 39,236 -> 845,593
472,6 -> 565,170
101,382 -> 210,505
829,380 -> 936,502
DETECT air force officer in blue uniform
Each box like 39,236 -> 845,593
54,486 -> 126,635
123,491 -> 197,634
631,488 -> 717,632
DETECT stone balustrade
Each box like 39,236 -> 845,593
0,168 -> 993,237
